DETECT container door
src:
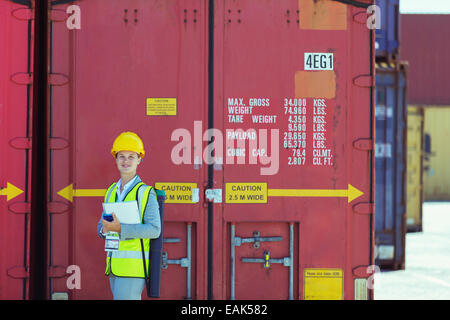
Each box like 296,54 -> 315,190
374,68 -> 395,266
49,0 -> 208,299
213,0 -> 374,300
0,0 -> 33,300
394,67 -> 407,269
40,0 -> 373,300
374,64 -> 406,269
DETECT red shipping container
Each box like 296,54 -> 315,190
49,0 -> 209,300
401,14 -> 450,106
212,0 -> 375,300
2,0 -> 374,300
0,0 -> 33,299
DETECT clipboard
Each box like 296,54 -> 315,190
102,200 -> 141,224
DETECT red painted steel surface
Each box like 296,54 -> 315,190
49,0 -> 208,299
0,0 -> 32,299
53,0 -> 374,300
1,0 -> 374,300
212,0 -> 374,299
401,14 -> 450,105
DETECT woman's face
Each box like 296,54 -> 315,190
116,151 -> 141,175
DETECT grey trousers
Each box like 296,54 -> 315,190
109,275 -> 146,300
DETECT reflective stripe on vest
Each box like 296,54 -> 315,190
112,250 -> 150,260
104,181 -> 153,278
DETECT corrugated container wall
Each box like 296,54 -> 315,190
213,0 -> 374,300
374,62 -> 407,269
0,0 -> 33,299
406,106 -> 423,232
422,107 -> 450,201
401,14 -> 450,105
375,0 -> 399,61
1,0 -> 375,300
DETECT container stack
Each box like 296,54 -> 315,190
374,0 -> 408,269
401,14 -> 450,208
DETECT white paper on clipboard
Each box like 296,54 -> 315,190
102,201 -> 140,224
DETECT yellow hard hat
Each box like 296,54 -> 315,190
111,132 -> 145,159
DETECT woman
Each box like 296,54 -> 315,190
97,131 -> 161,300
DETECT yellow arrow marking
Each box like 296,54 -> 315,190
56,183 -> 364,204
57,184 -> 106,202
0,182 -> 24,201
268,184 -> 363,203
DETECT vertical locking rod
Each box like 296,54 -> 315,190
186,223 -> 192,300
289,223 -> 294,300
230,224 -> 236,300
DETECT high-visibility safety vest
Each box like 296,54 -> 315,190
104,181 -> 153,278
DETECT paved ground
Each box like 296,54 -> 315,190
374,202 -> 450,300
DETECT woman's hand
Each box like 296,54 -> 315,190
102,213 -> 121,234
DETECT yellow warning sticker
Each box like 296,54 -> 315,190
146,98 -> 177,116
154,182 -> 198,203
304,268 -> 343,300
225,183 -> 267,203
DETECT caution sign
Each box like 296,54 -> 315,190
225,183 -> 267,203
304,268 -> 343,300
146,98 -> 177,116
154,182 -> 198,203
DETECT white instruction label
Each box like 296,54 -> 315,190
304,53 -> 334,70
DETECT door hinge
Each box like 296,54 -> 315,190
7,266 -> 29,279
8,202 -> 30,214
10,72 -> 32,85
48,265 -> 67,278
11,7 -> 32,21
49,8 -> 68,22
10,72 -> 70,86
49,137 -> 70,150
9,137 -> 31,150
352,202 -> 374,215
49,73 -> 70,86
48,201 -> 71,214
11,6 -> 73,22
352,9 -> 370,24
353,74 -> 373,88
352,265 -> 377,278
353,138 -> 373,151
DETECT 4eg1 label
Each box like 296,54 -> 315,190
304,53 -> 334,70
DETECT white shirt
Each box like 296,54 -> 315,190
98,175 -> 161,241
99,175 -> 138,236
116,175 -> 138,202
